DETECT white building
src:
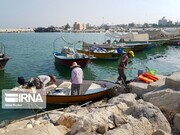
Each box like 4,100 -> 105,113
73,22 -> 86,30
158,17 -> 173,26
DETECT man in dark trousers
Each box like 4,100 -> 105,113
70,62 -> 84,95
116,50 -> 134,85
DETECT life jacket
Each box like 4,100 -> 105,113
138,72 -> 159,84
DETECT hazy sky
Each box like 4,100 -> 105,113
1,0 -> 180,28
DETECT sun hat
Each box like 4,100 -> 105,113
128,50 -> 135,57
70,62 -> 80,68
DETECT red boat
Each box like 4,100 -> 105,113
53,47 -> 90,69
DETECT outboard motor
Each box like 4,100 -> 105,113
17,76 -> 26,85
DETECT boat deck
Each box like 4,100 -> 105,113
53,79 -> 113,95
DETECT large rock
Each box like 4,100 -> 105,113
56,125 -> 69,135
4,120 -> 30,132
70,94 -> 171,135
143,88 -> 180,113
70,118 -> 96,135
125,100 -> 172,134
104,116 -> 153,135
56,113 -> 80,128
129,81 -> 148,97
70,102 -> 123,134
173,113 -> 180,134
165,72 -> 180,87
1,123 -> 61,135
108,93 -> 137,106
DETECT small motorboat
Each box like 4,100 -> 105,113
77,48 -> 124,60
53,47 -> 90,68
53,37 -> 90,68
11,79 -> 117,104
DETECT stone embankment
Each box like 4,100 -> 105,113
0,29 -> 33,33
0,72 -> 179,135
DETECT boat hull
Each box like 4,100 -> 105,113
163,40 -> 180,46
11,79 -> 117,105
77,49 -> 123,60
46,79 -> 116,104
122,44 -> 148,52
46,88 -> 114,104
54,53 -> 90,68
82,41 -> 151,52
0,57 -> 10,70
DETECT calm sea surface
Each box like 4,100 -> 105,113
0,32 -> 180,122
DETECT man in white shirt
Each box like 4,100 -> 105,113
32,75 -> 56,89
70,62 -> 84,95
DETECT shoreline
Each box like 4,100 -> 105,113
0,28 -> 34,33
0,72 -> 180,134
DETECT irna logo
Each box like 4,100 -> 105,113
2,90 -> 46,109
5,93 -> 43,103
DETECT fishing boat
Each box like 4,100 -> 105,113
77,48 -> 124,60
163,39 -> 180,46
119,42 -> 152,52
0,43 -> 10,70
11,79 -> 117,104
104,30 -> 152,51
47,79 -> 116,104
82,40 -> 130,51
105,30 -> 150,43
82,41 -> 151,52
53,37 -> 90,68
53,47 -> 90,68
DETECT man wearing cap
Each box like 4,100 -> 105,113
116,50 -> 134,85
70,62 -> 84,95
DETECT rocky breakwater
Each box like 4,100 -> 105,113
130,71 -> 180,134
0,28 -> 33,33
0,72 -> 179,135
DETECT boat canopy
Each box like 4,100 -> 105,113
105,30 -> 149,42
160,28 -> 180,36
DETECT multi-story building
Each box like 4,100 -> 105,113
158,17 -> 173,26
73,22 -> 86,30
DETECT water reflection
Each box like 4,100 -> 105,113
135,45 -> 169,60
54,62 -> 96,80
0,70 -> 16,90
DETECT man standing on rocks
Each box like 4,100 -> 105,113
116,50 -> 134,85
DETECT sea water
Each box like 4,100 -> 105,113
0,32 -> 180,122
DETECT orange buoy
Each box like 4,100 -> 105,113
138,74 -> 154,84
143,72 -> 159,81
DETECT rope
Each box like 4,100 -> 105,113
53,36 -> 82,53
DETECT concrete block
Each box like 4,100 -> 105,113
165,72 -> 180,87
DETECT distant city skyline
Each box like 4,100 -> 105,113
0,0 -> 180,28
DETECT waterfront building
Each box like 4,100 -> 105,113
158,17 -> 173,26
73,22 -> 86,30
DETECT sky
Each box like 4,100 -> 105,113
0,0 -> 180,28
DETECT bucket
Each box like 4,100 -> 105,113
138,70 -> 144,76
117,48 -> 123,54
148,69 -> 157,76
